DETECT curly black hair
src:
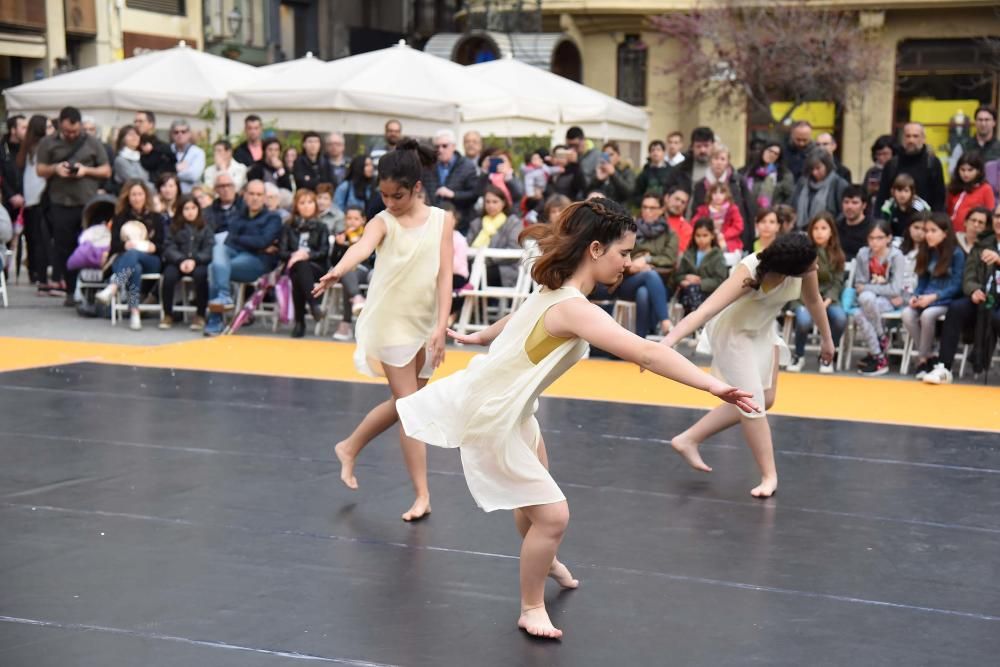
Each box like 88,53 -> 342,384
744,232 -> 817,289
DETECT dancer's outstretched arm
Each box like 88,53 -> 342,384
663,264 -> 752,345
447,314 -> 512,347
547,298 -> 759,413
312,218 -> 387,296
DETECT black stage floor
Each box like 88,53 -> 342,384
1,363 -> 998,666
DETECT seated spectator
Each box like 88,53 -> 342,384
264,182 -> 292,223
422,129 -> 479,228
160,194 -> 212,331
168,120 -> 205,193
191,183 -> 214,211
278,188 -> 330,338
752,208 -> 780,252
203,139 -> 248,191
316,182 -> 345,234
591,235 -> 674,338
330,205 -> 371,341
591,140 -> 635,204
880,173 -> 930,239
946,153 -> 994,233
247,138 -> 293,190
787,212 -> 847,373
854,220 -> 906,376
864,135 -> 896,212
670,217 -> 727,315
663,186 -> 693,252
693,182 -> 744,251
203,173 -> 242,240
112,125 -> 149,188
156,172 -> 180,220
836,185 -> 871,261
900,217 -> 924,301
632,140 -> 673,205
902,212 -> 966,378
923,203 -> 1000,384
775,204 -> 797,236
204,179 -> 283,335
537,193 -> 570,225
323,132 -> 348,187
95,179 -> 164,330
282,146 -> 298,178
545,145 -> 586,203
466,184 -> 523,287
293,132 -> 329,190
691,145 -> 754,249
792,151 -> 847,229
633,192 -> 679,283
958,207 -> 989,254
334,155 -> 375,213
741,140 -> 794,210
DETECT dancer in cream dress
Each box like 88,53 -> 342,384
396,199 -> 759,640
663,232 -> 835,498
313,140 -> 453,522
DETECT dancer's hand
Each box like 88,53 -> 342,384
446,328 -> 483,346
710,382 -> 760,414
429,327 -> 446,369
311,269 -> 340,298
820,337 -> 835,365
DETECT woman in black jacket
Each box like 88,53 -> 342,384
278,188 -> 331,337
160,194 -> 213,330
246,138 -> 294,191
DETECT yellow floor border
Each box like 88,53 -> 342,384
1,336 -> 998,433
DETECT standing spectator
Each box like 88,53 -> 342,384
792,152 -> 848,229
477,148 -> 524,207
877,122 -> 946,212
323,132 -> 348,186
590,141 -> 635,204
156,172 -> 181,220
692,145 -> 755,249
370,118 -> 402,164
168,120 -> 205,194
741,140 -> 794,210
423,129 -> 479,228
633,140 -> 674,205
112,125 -> 150,188
204,180 -> 283,335
666,131 -> 685,167
784,120 -> 815,181
463,130 -> 484,167
334,155 -> 375,213
950,105 -> 1000,167
160,194 -> 212,331
564,126 -> 600,190
279,188 -> 330,337
668,126 -> 715,195
815,132 -> 853,184
35,106 -> 111,303
1,114 -> 27,220
247,138 -> 293,191
203,139 -> 247,191
264,182 -> 292,223
539,193 -> 571,225
693,183 -> 744,252
203,172 -> 242,238
282,146 -> 298,181
82,116 -> 114,165
233,115 -> 264,167
133,111 -> 174,182
854,220 -> 906,376
632,192 -> 679,282
663,186 -> 693,252
879,173 -> 930,238
836,185 -> 872,260
946,153 -> 994,233
903,212 -> 966,378
864,135 -> 896,211
16,115 -> 51,287
544,145 -> 587,203
293,132 -> 328,190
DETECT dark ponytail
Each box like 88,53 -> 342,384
743,232 -> 817,289
377,138 -> 436,190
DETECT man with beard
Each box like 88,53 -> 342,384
876,122 -> 946,212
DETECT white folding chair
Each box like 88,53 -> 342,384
0,249 -> 10,308
455,247 -> 528,335
110,273 -> 163,325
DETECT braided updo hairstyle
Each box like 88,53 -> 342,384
744,232 -> 817,289
520,197 -> 637,290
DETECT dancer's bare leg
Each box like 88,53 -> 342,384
517,500 -> 570,640
384,354 -> 431,521
513,436 -> 578,589
743,352 -> 779,498
335,378 -> 428,490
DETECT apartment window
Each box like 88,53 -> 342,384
126,0 -> 186,15
617,34 -> 647,107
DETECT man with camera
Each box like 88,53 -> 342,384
36,106 -> 111,304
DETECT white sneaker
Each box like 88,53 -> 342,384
819,359 -> 834,374
786,355 -> 804,373
332,323 -> 353,341
351,295 -> 366,316
129,311 -> 142,331
95,284 -> 116,304
922,363 -> 953,385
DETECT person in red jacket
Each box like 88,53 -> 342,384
947,152 -> 995,233
693,182 -> 744,251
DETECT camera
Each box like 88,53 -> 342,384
487,157 -> 503,174
67,163 -> 80,175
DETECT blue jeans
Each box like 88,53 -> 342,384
209,244 -> 268,301
794,303 -> 847,356
594,270 -> 671,335
111,250 -> 162,301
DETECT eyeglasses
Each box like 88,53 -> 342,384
434,143 -> 450,149
215,183 -> 234,189
172,128 -> 189,135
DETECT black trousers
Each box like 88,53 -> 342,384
22,205 -> 51,283
161,263 -> 209,318
939,296 -> 1000,368
46,203 -> 83,290
289,261 -> 324,323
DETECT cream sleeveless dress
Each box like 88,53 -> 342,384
696,253 -> 801,418
397,286 -> 589,512
353,207 -> 444,379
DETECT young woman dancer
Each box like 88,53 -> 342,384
662,233 -> 834,498
395,199 -> 759,640
312,139 -> 454,521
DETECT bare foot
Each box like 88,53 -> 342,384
548,560 -> 579,589
671,434 -> 713,472
334,440 -> 359,490
401,495 -> 431,522
750,477 -> 778,498
518,605 -> 563,640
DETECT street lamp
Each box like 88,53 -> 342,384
227,5 -> 243,38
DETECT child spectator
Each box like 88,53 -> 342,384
316,182 -> 345,234
330,205 -> 371,341
670,217 -> 727,314
880,173 -> 930,238
160,194 -> 212,331
694,182 -> 744,252
278,188 -> 330,338
521,148 -> 554,200
946,153 -> 994,233
902,212 -> 966,378
752,208 -> 780,252
632,139 -> 673,205
774,204 -> 797,237
854,220 -> 906,376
